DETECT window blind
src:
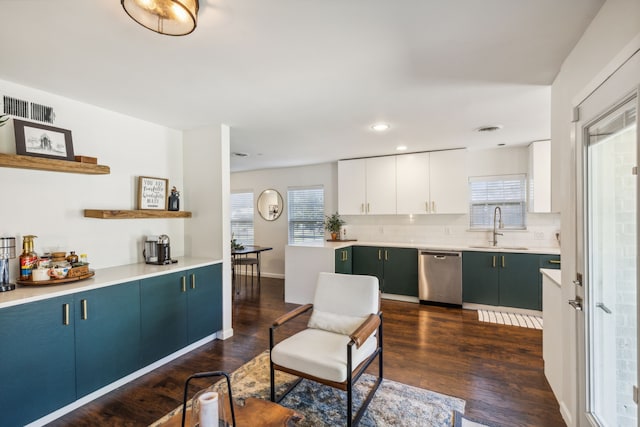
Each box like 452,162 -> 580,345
469,174 -> 526,229
230,192 -> 254,245
288,186 -> 325,244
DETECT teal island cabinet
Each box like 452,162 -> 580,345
462,251 -> 557,310
352,246 -> 418,297
0,260 -> 222,427
334,246 -> 353,274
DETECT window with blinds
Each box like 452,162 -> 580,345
288,186 -> 325,244
230,192 -> 254,245
469,174 -> 527,229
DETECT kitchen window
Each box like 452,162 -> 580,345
469,174 -> 527,229
230,191 -> 254,245
288,185 -> 325,244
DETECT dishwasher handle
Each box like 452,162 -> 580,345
420,251 -> 462,258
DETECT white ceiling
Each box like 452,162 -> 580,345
0,0 -> 604,172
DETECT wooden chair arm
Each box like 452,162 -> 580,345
350,313 -> 381,348
272,304 -> 313,327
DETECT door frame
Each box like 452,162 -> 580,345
574,50 -> 640,426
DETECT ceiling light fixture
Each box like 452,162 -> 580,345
121,0 -> 199,36
396,145 -> 407,151
371,123 -> 390,132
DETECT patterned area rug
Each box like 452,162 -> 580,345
478,309 -> 543,330
152,350 -> 468,427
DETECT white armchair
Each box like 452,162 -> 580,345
269,272 -> 383,427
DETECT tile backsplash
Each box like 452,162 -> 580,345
340,213 -> 560,249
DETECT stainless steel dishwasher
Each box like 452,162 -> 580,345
418,250 -> 462,306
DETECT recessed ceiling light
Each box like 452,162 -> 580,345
497,143 -> 506,146
371,123 -> 390,132
231,152 -> 249,157
476,125 -> 503,133
396,145 -> 407,151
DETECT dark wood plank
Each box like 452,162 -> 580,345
48,277 -> 564,427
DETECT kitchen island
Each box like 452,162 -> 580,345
0,257 -> 223,427
286,241 -> 560,307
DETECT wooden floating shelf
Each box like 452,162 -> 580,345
0,153 -> 110,174
84,209 -> 192,219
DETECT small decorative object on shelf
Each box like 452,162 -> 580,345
168,186 -> 180,211
137,176 -> 168,210
0,114 -> 9,127
13,119 -> 75,161
324,212 -> 345,241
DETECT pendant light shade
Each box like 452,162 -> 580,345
121,0 -> 199,36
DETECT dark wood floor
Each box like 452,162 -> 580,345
49,277 -> 564,427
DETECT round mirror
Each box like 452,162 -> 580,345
257,189 -> 283,221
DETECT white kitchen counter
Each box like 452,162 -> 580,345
290,240 -> 561,255
0,257 -> 222,309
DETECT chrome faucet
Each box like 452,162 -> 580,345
492,206 -> 504,246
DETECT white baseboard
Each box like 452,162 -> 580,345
559,401 -> 573,427
217,327 -> 234,340
26,333 -> 220,427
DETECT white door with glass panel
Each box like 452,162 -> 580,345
575,51 -> 639,427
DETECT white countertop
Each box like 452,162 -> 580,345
0,257 -> 222,309
289,241 -> 561,255
541,268 -> 562,286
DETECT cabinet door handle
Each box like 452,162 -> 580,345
361,203 -> 364,213
384,250 -> 388,261
492,256 -> 496,268
501,256 -> 505,268
378,250 -> 382,260
367,203 -> 370,213
191,273 -> 196,289
425,201 -> 429,213
181,276 -> 186,292
432,201 -> 436,213
81,299 -> 88,320
62,303 -> 70,326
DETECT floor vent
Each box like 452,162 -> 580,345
2,95 -> 56,124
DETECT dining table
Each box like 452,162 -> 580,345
232,245 -> 273,282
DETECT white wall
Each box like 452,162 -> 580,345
551,0 -> 640,425
0,79 -> 185,274
231,162 -> 337,278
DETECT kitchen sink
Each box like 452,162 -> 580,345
469,245 -> 529,251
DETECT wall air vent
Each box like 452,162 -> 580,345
31,102 -> 55,123
3,95 -> 29,119
2,95 -> 56,124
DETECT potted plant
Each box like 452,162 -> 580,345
324,212 -> 345,241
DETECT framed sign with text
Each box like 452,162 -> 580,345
137,176 -> 168,210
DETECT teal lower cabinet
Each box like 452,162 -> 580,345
75,280 -> 141,398
141,264 -> 223,364
140,271 -> 189,365
0,296 -> 76,427
334,247 -> 353,274
186,264 -> 223,343
352,246 -> 418,297
463,251 -> 543,310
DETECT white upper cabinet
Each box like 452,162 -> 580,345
365,156 -> 396,215
429,149 -> 468,214
528,140 -> 551,213
338,157 -> 396,215
338,159 -> 367,215
396,152 -> 430,214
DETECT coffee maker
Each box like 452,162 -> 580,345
143,235 -> 177,265
0,237 -> 17,292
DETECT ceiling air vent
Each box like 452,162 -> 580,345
3,95 -> 29,119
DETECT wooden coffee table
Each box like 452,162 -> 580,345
158,393 -> 303,427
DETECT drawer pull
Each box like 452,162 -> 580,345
549,259 -> 561,264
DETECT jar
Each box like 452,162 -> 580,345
66,251 -> 79,264
38,253 -> 52,269
80,253 -> 88,264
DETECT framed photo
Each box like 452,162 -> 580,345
14,119 -> 75,161
137,176 -> 168,210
